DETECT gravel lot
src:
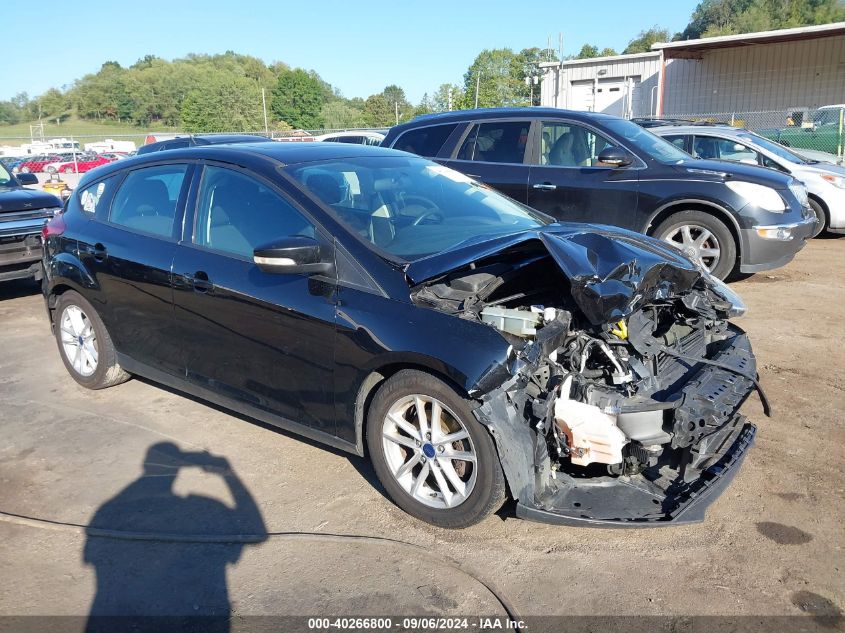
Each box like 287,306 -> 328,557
0,237 -> 842,629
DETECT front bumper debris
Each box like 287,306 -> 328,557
516,421 -> 755,527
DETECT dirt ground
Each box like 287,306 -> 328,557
0,237 -> 843,629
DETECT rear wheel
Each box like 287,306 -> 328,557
654,210 -> 737,280
54,291 -> 129,389
366,370 -> 506,528
808,198 -> 827,237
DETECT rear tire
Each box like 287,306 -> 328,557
366,370 -> 506,528
654,210 -> 737,280
808,198 -> 827,237
54,291 -> 130,390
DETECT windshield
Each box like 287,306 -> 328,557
287,156 -> 550,261
0,165 -> 14,186
603,118 -> 691,163
740,132 -> 811,164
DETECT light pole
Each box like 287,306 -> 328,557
474,73 -> 481,109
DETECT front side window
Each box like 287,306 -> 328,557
662,135 -> 689,152
456,121 -> 530,164
393,124 -> 459,157
287,156 -> 548,261
540,122 -> 615,167
194,166 -> 315,259
602,118 -> 689,163
110,164 -> 188,237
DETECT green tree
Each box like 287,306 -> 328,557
270,68 -> 328,129
320,101 -> 366,129
623,27 -> 672,54
576,44 -> 600,59
37,88 -> 71,120
600,47 -> 618,56
181,76 -> 263,133
431,83 -> 463,112
462,48 -> 525,108
362,94 -> 394,127
382,84 -> 412,121
681,0 -> 845,39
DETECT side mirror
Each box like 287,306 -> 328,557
597,146 -> 633,168
16,172 -> 38,186
253,235 -> 334,276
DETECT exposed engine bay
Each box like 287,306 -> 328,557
409,229 -> 767,525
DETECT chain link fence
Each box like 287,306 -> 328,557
637,108 -> 845,160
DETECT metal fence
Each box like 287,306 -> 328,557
0,127 -> 389,163
638,108 -> 845,160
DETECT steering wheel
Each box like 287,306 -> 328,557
404,195 -> 443,226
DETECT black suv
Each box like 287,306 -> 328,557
137,134 -> 269,155
0,165 -> 63,283
382,108 -> 816,279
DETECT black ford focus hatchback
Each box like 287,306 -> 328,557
42,143 -> 767,528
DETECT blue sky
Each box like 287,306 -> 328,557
3,0 -> 699,103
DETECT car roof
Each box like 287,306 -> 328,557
193,134 -> 270,145
78,142 -> 414,183
392,107 -> 623,131
650,124 -> 754,135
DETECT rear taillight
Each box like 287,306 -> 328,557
42,214 -> 66,242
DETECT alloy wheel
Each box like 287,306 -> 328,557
381,394 -> 477,509
661,223 -> 722,273
59,305 -> 98,377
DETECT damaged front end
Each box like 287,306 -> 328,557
409,225 -> 767,526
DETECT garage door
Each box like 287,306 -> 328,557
570,78 -> 640,117
571,80 -> 596,112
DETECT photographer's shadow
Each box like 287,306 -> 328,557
84,442 -> 267,632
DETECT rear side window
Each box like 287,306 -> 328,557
456,121 -> 530,164
78,175 -> 120,218
109,164 -> 188,237
393,124 -> 459,157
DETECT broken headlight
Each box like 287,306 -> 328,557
705,272 -> 747,317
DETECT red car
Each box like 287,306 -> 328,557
16,154 -> 66,173
46,155 -> 114,174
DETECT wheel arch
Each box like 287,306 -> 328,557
807,193 -> 830,228
352,362 -> 472,457
645,199 -> 742,260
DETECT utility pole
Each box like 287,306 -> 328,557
261,87 -> 269,136
474,73 -> 481,109
395,101 -> 399,125
447,87 -> 453,111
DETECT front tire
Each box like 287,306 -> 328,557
654,210 -> 737,280
54,291 -> 130,389
366,370 -> 506,528
808,198 -> 827,237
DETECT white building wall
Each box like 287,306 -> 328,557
540,53 -> 662,117
662,34 -> 845,115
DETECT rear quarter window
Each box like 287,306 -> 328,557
393,124 -> 459,157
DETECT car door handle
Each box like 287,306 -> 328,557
532,183 -> 557,191
85,243 -> 107,261
184,272 -> 213,293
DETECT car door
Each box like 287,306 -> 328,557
445,119 -> 533,203
527,120 -> 641,228
77,162 -> 192,376
172,163 -> 337,434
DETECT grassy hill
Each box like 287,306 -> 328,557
0,116 -> 175,146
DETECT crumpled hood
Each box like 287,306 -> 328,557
405,223 -> 703,326
0,187 -> 63,213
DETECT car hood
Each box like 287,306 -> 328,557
404,223 -> 702,326
670,158 -> 793,187
0,187 -> 63,213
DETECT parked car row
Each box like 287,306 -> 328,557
649,123 -> 845,235
381,108 -> 816,280
5,151 -> 123,175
